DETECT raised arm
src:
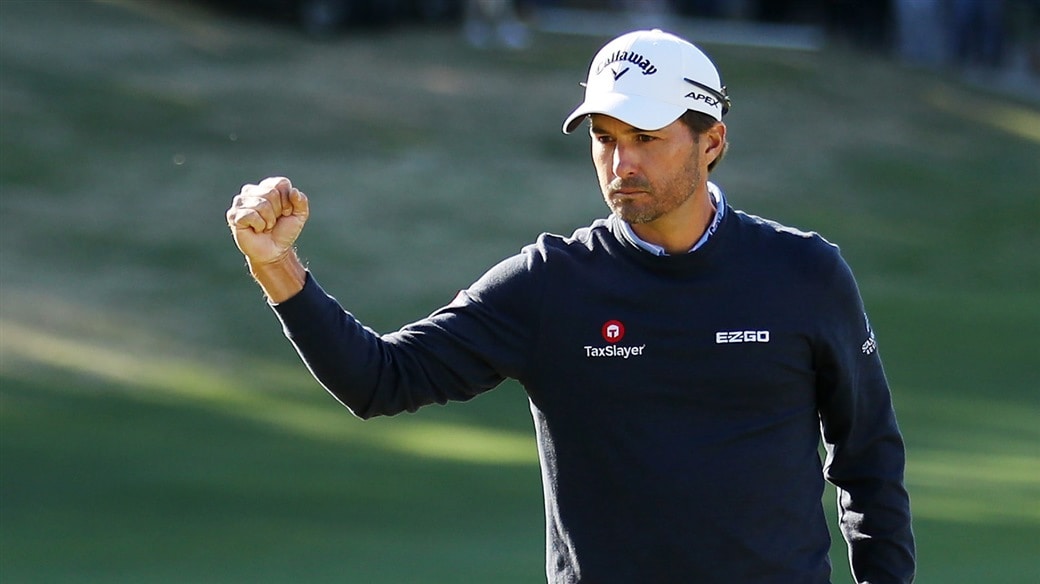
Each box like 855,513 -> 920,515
225,176 -> 536,419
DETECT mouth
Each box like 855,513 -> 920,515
608,179 -> 651,197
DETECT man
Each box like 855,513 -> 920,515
226,29 -> 915,583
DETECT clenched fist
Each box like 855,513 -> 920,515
227,176 -> 309,264
227,176 -> 309,302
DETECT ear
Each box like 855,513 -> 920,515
702,122 -> 726,164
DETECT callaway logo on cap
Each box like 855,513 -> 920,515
562,29 -> 730,134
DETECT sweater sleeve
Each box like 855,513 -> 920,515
814,252 -> 916,583
270,253 -> 539,419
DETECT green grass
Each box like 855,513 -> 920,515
2,1 -> 1039,582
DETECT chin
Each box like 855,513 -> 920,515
613,208 -> 659,225
605,197 -> 644,220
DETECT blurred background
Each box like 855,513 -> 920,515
1,0 -> 1038,582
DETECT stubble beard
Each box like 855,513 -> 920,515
608,192 -> 665,224
603,163 -> 701,225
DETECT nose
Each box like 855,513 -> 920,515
612,143 -> 638,178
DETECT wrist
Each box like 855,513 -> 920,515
247,251 -> 307,304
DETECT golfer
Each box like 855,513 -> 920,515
227,29 -> 915,583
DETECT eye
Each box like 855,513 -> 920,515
636,134 -> 656,143
593,134 -> 615,144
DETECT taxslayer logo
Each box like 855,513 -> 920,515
601,320 -> 625,343
586,320 -> 645,359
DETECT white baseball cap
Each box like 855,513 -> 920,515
562,29 -> 729,134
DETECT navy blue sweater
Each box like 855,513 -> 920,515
272,206 -> 915,583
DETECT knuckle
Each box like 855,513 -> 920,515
230,208 -> 252,224
259,176 -> 290,190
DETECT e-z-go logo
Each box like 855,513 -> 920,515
586,320 -> 646,359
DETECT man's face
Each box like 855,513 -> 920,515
589,114 -> 705,226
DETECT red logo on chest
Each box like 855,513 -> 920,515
601,320 -> 626,343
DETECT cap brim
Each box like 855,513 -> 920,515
562,92 -> 687,134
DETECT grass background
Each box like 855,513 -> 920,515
2,0 -> 1038,582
